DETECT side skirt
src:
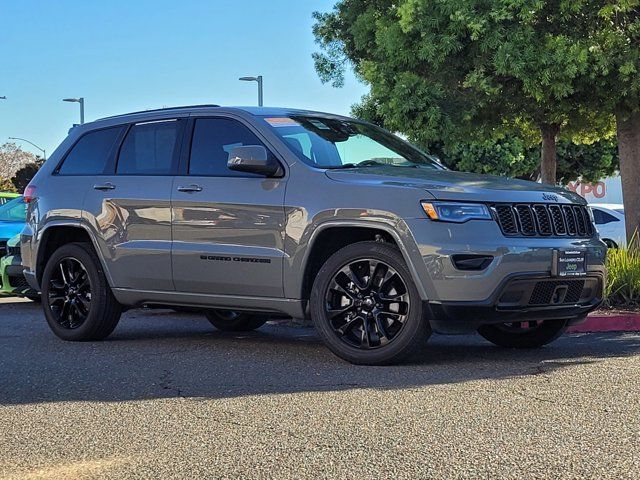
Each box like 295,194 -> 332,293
111,288 -> 307,318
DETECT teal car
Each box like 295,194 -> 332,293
0,196 -> 26,253
0,192 -> 20,206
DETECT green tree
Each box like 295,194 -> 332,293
312,1 -> 608,184
11,162 -> 42,193
578,1 -> 640,245
0,179 -> 17,193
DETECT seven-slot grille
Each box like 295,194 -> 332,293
491,203 -> 594,238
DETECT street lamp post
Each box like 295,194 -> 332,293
239,76 -> 263,107
8,137 -> 46,161
63,97 -> 85,124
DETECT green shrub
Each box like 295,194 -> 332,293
604,247 -> 640,308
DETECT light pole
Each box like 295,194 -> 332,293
63,97 -> 85,124
8,137 -> 46,161
239,75 -> 263,107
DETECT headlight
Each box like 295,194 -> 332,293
421,202 -> 492,223
586,206 -> 595,223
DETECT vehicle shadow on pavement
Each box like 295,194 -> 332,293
2,303 -> 639,405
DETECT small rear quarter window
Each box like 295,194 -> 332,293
58,126 -> 124,175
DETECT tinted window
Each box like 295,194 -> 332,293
58,127 -> 123,175
189,118 -> 271,177
593,209 -> 619,225
117,120 -> 181,175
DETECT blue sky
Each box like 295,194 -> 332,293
0,0 -> 367,158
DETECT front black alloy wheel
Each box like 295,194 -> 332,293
325,259 -> 410,349
42,243 -> 122,341
311,241 -> 430,365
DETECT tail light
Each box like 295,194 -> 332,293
23,184 -> 37,203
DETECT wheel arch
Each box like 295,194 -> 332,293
36,222 -> 114,287
299,221 -> 429,301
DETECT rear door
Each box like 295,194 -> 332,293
83,118 -> 185,291
171,116 -> 287,297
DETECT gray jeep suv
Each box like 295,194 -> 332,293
21,105 -> 606,364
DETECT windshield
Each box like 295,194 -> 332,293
261,116 -> 444,170
0,197 -> 26,222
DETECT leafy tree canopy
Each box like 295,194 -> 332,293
313,0 -> 617,183
11,163 -> 41,193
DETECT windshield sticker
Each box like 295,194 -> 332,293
265,117 -> 301,127
309,119 -> 331,130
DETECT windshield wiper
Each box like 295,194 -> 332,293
325,161 -> 386,169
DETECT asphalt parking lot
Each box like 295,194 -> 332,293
1,297 -> 639,479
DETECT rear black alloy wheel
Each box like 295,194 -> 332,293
325,259 -> 410,349
205,309 -> 269,331
41,243 -> 122,341
478,319 -> 569,348
48,257 -> 92,329
311,241 -> 430,365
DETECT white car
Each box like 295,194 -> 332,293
590,203 -> 626,248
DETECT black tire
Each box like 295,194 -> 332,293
205,310 -> 268,331
477,319 -> 568,348
310,241 -> 431,365
41,242 -> 122,341
603,239 -> 618,249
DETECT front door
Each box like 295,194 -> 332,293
171,117 -> 286,297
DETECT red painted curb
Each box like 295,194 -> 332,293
567,313 -> 640,333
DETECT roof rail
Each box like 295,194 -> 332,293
96,104 -> 221,121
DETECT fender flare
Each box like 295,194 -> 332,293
299,219 -> 431,300
36,220 -> 116,288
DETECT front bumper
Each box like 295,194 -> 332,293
426,273 -> 603,333
404,218 -> 607,303
399,218 -> 607,333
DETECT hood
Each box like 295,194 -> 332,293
0,221 -> 25,241
324,167 -> 585,204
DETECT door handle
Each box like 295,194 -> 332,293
177,184 -> 203,193
93,183 -> 116,191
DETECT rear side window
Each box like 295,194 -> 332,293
58,126 -> 123,175
117,120 -> 182,175
189,118 -> 272,177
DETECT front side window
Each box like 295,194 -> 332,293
189,118 -> 272,177
0,197 -> 26,222
58,126 -> 123,175
261,116 -> 443,170
117,120 -> 182,175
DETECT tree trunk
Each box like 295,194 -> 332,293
540,124 -> 560,185
616,108 -> 640,249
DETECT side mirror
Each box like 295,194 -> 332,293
227,145 -> 281,177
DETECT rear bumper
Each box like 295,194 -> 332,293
23,269 -> 40,292
427,273 -> 604,334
